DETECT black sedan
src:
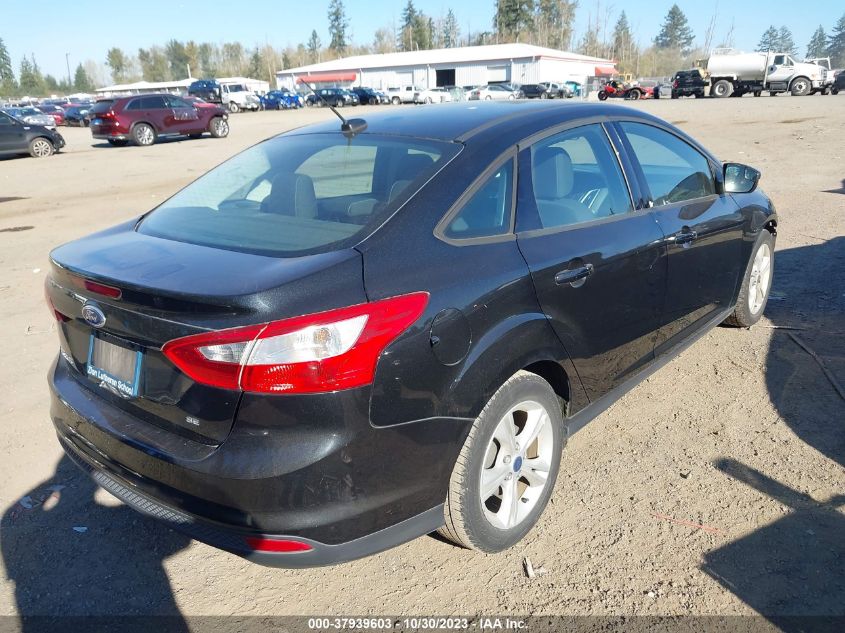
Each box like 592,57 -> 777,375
63,105 -> 92,127
519,84 -> 551,99
47,102 -> 776,566
0,110 -> 65,158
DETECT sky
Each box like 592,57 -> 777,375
3,0 -> 842,80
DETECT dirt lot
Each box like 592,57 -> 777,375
0,96 -> 843,621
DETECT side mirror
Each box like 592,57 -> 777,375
723,163 -> 761,194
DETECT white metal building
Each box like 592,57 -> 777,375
276,43 -> 616,91
95,76 -> 270,96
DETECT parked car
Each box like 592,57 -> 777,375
831,70 -> 844,94
540,82 -> 574,98
63,105 -> 91,127
386,86 -> 421,104
671,69 -> 708,98
414,87 -> 450,104
0,110 -> 65,157
45,101 -> 777,567
520,84 -> 552,99
351,87 -> 383,105
37,105 -> 66,126
468,84 -> 518,100
340,89 -> 360,106
564,81 -> 582,97
306,88 -> 348,108
260,90 -> 304,110
2,106 -> 57,129
88,94 -> 229,147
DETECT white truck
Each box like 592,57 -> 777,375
703,48 -> 827,97
805,58 -> 836,94
220,83 -> 261,113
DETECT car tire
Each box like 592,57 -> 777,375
790,77 -> 811,96
28,137 -> 54,158
711,80 -> 733,98
540,92 -> 548,99
832,88 -> 840,95
724,230 -> 775,328
392,97 -> 401,105
597,91 -> 608,101
107,139 -> 128,147
508,94 -> 515,100
228,102 -> 240,113
132,123 -> 156,147
438,371 -> 564,553
626,89 -> 641,100
209,116 -> 229,138
753,91 -> 762,97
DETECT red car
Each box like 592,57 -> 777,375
37,105 -> 66,126
89,93 -> 229,147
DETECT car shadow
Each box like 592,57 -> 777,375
1,455 -> 190,630
702,238 -> 845,624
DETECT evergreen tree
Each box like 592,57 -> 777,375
307,30 -> 322,63
399,1 -> 418,50
654,4 -> 695,53
534,0 -> 577,50
805,26 -> 826,58
106,47 -> 128,83
19,56 -> 45,95
442,9 -> 460,48
778,26 -> 797,56
0,38 -> 16,95
828,13 -> 845,67
612,11 -> 635,70
328,0 -> 348,55
74,63 -> 94,92
247,48 -> 263,79
757,25 -> 779,52
495,0 -> 535,42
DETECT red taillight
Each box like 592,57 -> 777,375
245,537 -> 312,553
161,292 -> 429,394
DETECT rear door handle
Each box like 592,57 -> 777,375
555,263 -> 594,286
673,229 -> 698,245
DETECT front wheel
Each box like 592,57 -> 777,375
597,90 -> 608,101
712,79 -> 733,98
391,96 -> 401,105
724,230 -> 775,327
790,77 -> 811,96
209,116 -> 229,138
438,371 -> 564,553
29,137 -> 54,158
228,102 -> 240,113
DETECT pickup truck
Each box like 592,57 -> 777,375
386,86 -> 422,104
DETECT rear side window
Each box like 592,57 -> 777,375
442,159 -> 513,240
138,134 -> 458,257
620,122 -> 715,206
139,96 -> 167,109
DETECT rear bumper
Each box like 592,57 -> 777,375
49,355 -> 467,566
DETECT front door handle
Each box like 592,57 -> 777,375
555,263 -> 594,286
673,229 -> 698,245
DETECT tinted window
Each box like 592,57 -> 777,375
91,100 -> 114,114
528,124 -> 633,230
0,112 -> 13,126
444,159 -> 513,240
138,134 -> 457,257
139,96 -> 167,109
620,122 -> 715,206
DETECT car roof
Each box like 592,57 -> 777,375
290,101 -> 657,143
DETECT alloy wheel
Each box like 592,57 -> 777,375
31,138 -> 53,157
480,400 -> 554,530
748,243 -> 772,314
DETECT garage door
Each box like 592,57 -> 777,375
487,66 -> 510,82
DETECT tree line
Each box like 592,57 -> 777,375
2,3 -> 845,97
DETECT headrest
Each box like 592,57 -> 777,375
533,147 -> 574,200
260,173 -> 317,219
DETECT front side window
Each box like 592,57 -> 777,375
443,159 -> 513,240
527,124 -> 633,230
619,122 -> 715,206
138,134 -> 458,257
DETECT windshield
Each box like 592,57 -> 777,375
226,84 -> 246,92
91,101 -> 114,114
138,133 -> 459,257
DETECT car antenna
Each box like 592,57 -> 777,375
297,76 -> 367,139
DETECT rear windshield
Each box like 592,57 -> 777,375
91,101 -> 114,113
138,133 -> 459,257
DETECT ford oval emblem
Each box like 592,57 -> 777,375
81,304 -> 106,328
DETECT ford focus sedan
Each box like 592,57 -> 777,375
47,102 -> 776,566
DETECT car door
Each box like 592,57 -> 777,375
136,95 -> 169,133
165,95 -> 201,133
516,123 -> 667,401
614,121 -> 744,354
0,112 -> 26,154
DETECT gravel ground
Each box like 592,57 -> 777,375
0,96 -> 843,621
